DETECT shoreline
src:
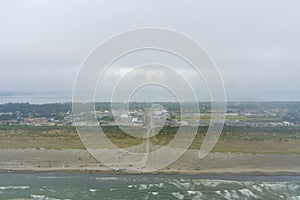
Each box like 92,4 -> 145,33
1,169 -> 300,176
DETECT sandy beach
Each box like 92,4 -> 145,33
1,148 -> 300,175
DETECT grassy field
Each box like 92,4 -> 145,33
1,125 -> 300,154
178,115 -> 281,123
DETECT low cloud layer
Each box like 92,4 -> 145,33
1,0 -> 300,101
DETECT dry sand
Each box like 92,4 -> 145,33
1,148 -> 300,175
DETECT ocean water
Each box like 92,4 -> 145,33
0,174 -> 300,200
0,93 -> 72,104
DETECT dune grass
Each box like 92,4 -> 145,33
1,125 -> 300,153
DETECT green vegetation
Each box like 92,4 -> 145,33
100,116 -> 114,121
1,125 -> 300,153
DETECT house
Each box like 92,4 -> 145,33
282,121 -> 294,127
178,120 -> 188,126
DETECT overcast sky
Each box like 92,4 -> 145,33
0,0 -> 300,101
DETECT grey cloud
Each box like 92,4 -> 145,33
0,0 -> 300,101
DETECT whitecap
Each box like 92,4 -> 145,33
230,190 -> 240,199
169,180 -> 190,190
216,190 -> 240,200
252,185 -> 263,192
138,184 -> 148,190
288,184 -> 300,192
238,189 -> 259,199
223,190 -> 232,200
290,196 -> 300,200
154,183 -> 164,188
199,180 -> 220,187
261,182 -> 287,191
215,191 -> 224,198
187,190 -> 203,198
0,185 -> 30,190
169,181 -> 183,189
37,176 -> 71,179
95,177 -> 118,181
171,192 -> 184,200
30,195 -> 46,200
